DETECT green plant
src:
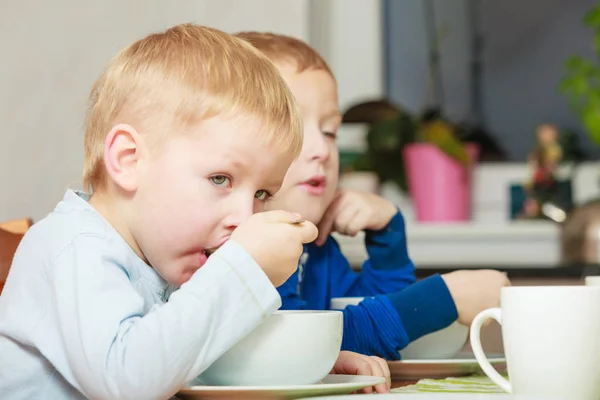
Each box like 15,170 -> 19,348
559,3 -> 600,146
341,100 -> 468,192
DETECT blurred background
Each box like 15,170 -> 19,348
3,0 -> 600,273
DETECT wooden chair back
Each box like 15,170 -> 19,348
0,217 -> 33,234
0,219 -> 31,294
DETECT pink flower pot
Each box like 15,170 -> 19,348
403,143 -> 479,222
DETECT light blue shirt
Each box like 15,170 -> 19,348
0,190 -> 281,399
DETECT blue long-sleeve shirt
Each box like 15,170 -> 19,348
278,211 -> 458,360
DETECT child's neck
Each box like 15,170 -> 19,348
88,189 -> 147,263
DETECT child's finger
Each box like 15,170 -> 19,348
332,204 -> 358,236
259,210 -> 304,224
330,351 -> 374,393
316,197 -> 341,245
370,356 -> 391,392
358,356 -> 387,394
294,220 -> 318,244
346,212 -> 370,237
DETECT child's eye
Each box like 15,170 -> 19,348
210,175 -> 231,187
255,190 -> 272,201
324,131 -> 337,139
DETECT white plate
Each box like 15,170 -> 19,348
309,394 -> 564,400
176,374 -> 386,399
388,353 -> 507,381
400,354 -> 506,364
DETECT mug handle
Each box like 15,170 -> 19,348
469,308 -> 511,393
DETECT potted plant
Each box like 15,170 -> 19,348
559,3 -> 600,147
342,100 -> 477,222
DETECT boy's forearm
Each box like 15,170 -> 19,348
386,274 -> 458,343
340,276 -> 457,359
54,240 -> 280,400
340,296 -> 409,360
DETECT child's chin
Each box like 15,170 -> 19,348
171,268 -> 198,287
172,276 -> 188,288
305,211 -> 326,227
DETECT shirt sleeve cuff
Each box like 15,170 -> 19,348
211,240 -> 282,316
364,210 -> 412,270
365,209 -> 404,240
386,274 -> 458,342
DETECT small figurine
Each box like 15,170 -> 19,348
520,124 -> 564,219
536,123 -> 563,171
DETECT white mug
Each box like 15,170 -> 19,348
585,276 -> 600,286
470,286 -> 600,399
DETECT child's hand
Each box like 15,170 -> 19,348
316,189 -> 397,246
442,269 -> 511,326
330,351 -> 391,394
231,210 -> 318,287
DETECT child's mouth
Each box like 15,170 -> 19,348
200,238 -> 229,265
300,176 -> 326,195
198,247 -> 218,268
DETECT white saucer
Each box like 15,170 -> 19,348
388,353 -> 507,381
177,374 -> 386,399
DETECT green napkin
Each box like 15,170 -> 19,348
392,374 -> 508,394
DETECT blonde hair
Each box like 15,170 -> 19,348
234,32 -> 334,77
83,24 -> 303,192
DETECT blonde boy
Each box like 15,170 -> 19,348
0,24 -> 322,399
236,31 -> 510,359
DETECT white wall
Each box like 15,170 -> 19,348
0,0 -> 310,221
309,0 -> 385,156
309,0 -> 384,112
0,0 -> 384,222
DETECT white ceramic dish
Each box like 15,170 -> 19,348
199,310 -> 342,386
388,353 -> 507,381
585,276 -> 600,286
177,374 -> 385,399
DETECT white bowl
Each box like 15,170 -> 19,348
330,297 -> 366,310
585,276 -> 600,286
199,310 -> 343,386
399,320 -> 468,360
330,297 -> 468,360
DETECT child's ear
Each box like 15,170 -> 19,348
103,124 -> 144,192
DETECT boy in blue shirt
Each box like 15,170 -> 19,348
0,24 -> 390,399
236,31 -> 511,360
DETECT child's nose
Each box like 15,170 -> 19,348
305,128 -> 331,162
223,201 -> 254,230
